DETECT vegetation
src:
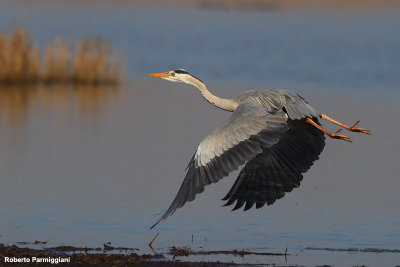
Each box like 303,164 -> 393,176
0,26 -> 121,85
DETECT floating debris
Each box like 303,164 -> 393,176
170,246 -> 192,257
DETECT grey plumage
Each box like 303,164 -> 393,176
222,118 -> 325,211
233,90 -> 320,120
147,70 -> 326,229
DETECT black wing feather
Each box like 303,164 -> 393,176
223,118 -> 325,210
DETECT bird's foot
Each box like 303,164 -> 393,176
329,129 -> 352,142
348,121 -> 371,135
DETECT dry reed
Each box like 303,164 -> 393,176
43,38 -> 72,84
0,26 -> 121,85
0,27 -> 40,84
72,38 -> 119,85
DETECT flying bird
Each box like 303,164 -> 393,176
147,69 -> 370,229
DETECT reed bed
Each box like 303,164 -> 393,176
0,27 -> 121,85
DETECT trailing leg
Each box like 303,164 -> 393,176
320,114 -> 371,135
306,118 -> 352,142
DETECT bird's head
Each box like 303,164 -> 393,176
147,69 -> 202,85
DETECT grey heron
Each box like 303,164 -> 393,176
147,69 -> 370,229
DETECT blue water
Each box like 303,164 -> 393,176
2,1 -> 400,92
0,1 -> 399,266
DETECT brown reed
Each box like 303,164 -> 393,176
72,38 -> 119,85
0,26 -> 121,85
0,27 -> 40,84
43,38 -> 72,84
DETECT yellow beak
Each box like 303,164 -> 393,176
147,72 -> 170,78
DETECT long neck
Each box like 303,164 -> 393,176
185,76 -> 237,112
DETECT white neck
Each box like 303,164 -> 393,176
183,76 -> 237,112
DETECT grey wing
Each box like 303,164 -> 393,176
282,91 -> 321,120
151,103 -> 288,228
222,118 -> 326,210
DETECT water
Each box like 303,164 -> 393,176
0,1 -> 400,266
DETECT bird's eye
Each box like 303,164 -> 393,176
169,71 -> 175,76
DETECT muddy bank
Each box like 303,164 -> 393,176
0,243 -> 290,266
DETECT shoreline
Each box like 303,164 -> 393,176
2,242 -> 399,266
0,243 -> 287,266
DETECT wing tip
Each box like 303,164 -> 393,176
221,194 -> 230,201
150,217 -> 163,230
150,221 -> 159,230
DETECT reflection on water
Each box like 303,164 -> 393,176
0,84 -> 119,126
0,85 -> 39,125
42,84 -> 119,115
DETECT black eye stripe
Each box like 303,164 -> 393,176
174,69 -> 189,74
173,69 -> 203,82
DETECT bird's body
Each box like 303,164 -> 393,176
147,69 -> 370,228
234,89 -> 320,119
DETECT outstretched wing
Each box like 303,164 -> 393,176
151,103 -> 288,228
222,118 -> 326,210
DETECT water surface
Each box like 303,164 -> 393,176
0,1 -> 399,266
